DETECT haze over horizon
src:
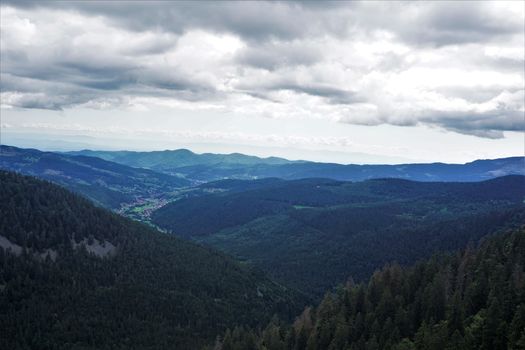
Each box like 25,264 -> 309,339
1,1 -> 524,163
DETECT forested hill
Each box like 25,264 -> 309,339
67,148 -> 293,168
152,175 -> 525,297
0,171 -> 307,349
214,227 -> 525,350
0,145 -> 190,209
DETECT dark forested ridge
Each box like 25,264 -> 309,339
152,176 -> 525,297
0,145 -> 189,209
0,171 -> 307,349
67,148 -> 524,183
214,227 -> 525,350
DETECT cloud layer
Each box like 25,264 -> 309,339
1,1 -> 523,138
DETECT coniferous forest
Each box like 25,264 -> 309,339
0,171 -> 306,349
214,228 -> 525,350
152,175 -> 525,298
1,167 -> 524,349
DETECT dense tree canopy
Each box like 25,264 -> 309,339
153,176 -> 525,297
0,171 -> 307,349
214,228 -> 525,350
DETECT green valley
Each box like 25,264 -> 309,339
152,176 -> 525,297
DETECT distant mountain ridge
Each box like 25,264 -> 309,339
2,145 -> 523,214
66,148 -> 524,183
0,145 -> 190,209
66,148 -> 295,168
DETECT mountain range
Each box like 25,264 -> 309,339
1,144 -> 524,349
0,145 -> 189,209
3,144 -> 522,220
67,148 -> 524,183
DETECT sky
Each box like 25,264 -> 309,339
0,1 -> 524,164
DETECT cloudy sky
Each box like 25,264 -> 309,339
1,1 -> 523,163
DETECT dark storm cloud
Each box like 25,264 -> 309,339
412,2 -> 521,46
426,108 -> 525,139
0,72 -> 126,110
337,106 -> 524,140
2,54 -> 135,105
3,1 -> 331,41
5,1 -> 520,46
351,1 -> 523,47
275,83 -> 364,105
237,79 -> 364,105
1,23 -> 216,109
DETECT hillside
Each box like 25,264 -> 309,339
0,145 -> 190,209
67,149 -> 523,183
66,149 -> 294,173
152,176 -> 525,297
214,227 -> 525,350
0,171 -> 307,349
249,157 -> 525,182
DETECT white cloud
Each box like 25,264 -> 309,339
1,1 -> 523,139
